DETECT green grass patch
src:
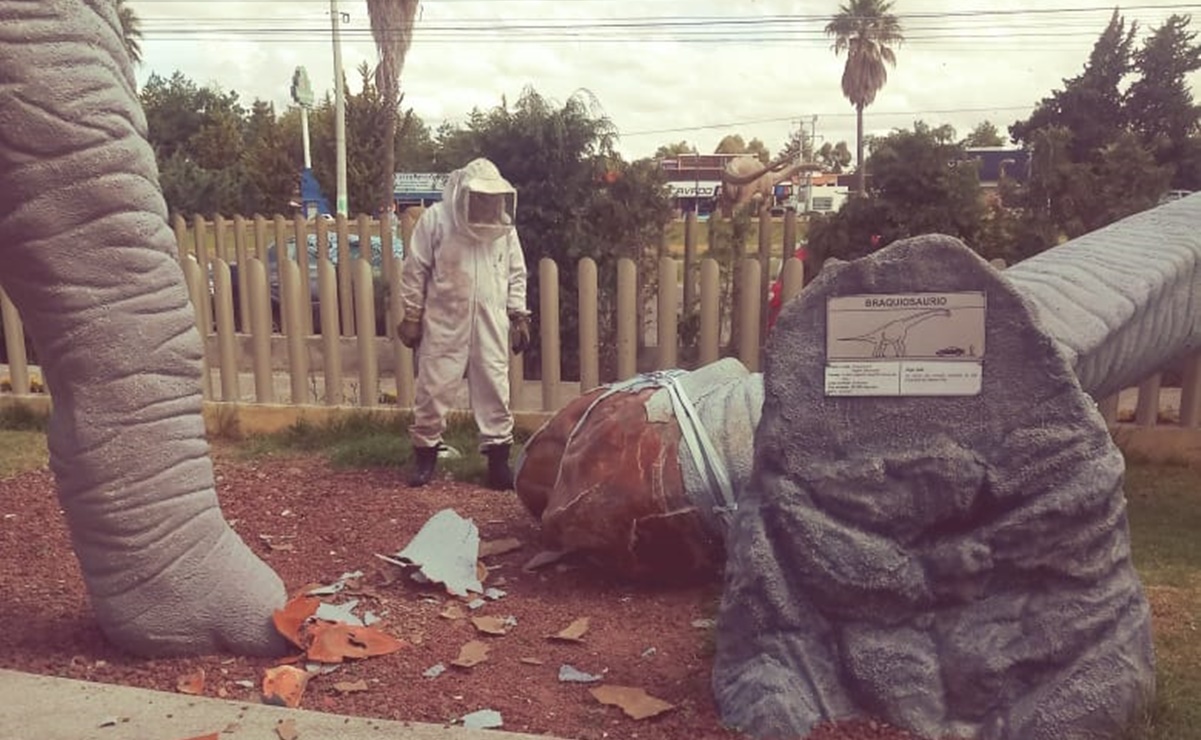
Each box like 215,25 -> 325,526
1127,464 -> 1201,585
0,430 -> 47,479
0,406 -> 49,479
0,404 -> 49,432
1125,463 -> 1201,740
238,410 -> 531,487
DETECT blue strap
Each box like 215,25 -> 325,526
663,373 -> 738,530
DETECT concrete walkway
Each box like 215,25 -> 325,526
0,669 -> 557,740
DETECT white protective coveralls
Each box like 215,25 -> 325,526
399,158 -> 529,450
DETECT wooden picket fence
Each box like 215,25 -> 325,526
1,211 -> 1198,431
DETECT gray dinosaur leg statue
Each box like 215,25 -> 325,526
0,0 -> 287,656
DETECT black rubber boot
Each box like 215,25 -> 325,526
407,446 -> 438,488
483,444 -> 514,491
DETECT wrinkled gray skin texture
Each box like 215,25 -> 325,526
1005,193 -> 1201,399
0,0 -> 287,656
712,235 -> 1156,740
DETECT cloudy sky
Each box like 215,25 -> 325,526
129,0 -> 1201,162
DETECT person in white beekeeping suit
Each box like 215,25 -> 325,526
396,158 -> 532,489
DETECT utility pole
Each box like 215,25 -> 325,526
803,115 -> 818,215
693,148 -> 700,216
330,0 -> 349,217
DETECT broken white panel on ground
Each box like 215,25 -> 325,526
377,509 -> 482,596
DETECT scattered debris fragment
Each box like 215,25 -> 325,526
273,596 -> 321,648
549,617 -> 590,642
589,685 -> 676,720
332,679 -> 370,694
466,598 -> 488,611
558,664 -> 603,683
305,621 -> 406,664
483,588 -> 507,601
641,647 -> 657,659
440,603 -> 467,620
271,595 -> 407,664
307,570 -> 365,596
478,537 -> 523,558
304,662 -> 341,675
275,718 -> 299,740
176,667 -> 206,695
461,709 -> 504,730
315,600 -> 364,627
451,640 -> 491,668
519,657 -> 544,666
234,680 -> 256,689
178,734 -> 219,740
522,549 -> 569,572
423,663 -> 447,679
262,665 -> 311,708
471,615 -> 517,636
377,509 -> 483,597
97,717 -> 121,728
691,618 -> 716,630
259,534 -> 296,552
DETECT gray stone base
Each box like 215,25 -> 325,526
712,234 -> 1155,740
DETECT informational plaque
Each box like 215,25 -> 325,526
824,292 -> 986,397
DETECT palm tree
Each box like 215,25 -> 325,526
116,0 -> 143,66
825,0 -> 904,195
365,0 -> 421,215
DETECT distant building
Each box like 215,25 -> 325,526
394,172 -> 450,209
658,152 -> 749,216
795,173 -> 851,214
962,147 -> 1030,189
658,152 -> 854,217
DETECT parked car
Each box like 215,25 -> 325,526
220,231 -> 404,336
1158,189 -> 1194,205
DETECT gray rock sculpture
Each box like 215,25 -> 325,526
712,234 -> 1156,740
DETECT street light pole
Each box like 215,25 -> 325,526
804,115 -> 818,215
330,0 -> 349,217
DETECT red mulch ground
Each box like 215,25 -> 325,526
0,449 -> 928,740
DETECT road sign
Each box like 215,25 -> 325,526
291,66 -> 315,108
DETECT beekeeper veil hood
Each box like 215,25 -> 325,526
443,158 -> 517,243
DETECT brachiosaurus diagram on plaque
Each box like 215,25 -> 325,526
838,308 -> 952,358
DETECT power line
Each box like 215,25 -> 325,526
133,3 -> 1201,30
130,9 -> 1201,45
620,106 -> 1035,137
